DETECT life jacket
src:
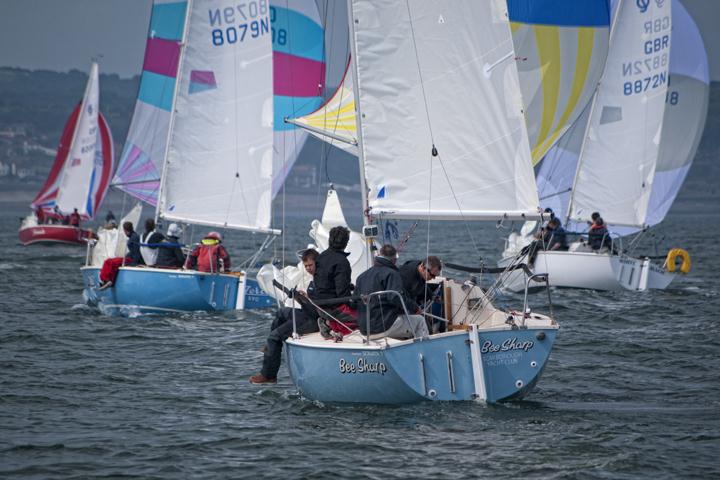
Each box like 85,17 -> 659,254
196,243 -> 223,273
140,230 -> 159,266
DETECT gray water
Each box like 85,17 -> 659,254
2,123 -> 720,479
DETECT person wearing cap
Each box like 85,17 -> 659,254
155,223 -> 186,268
184,231 -> 231,273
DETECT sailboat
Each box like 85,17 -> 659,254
19,62 -> 114,246
500,0 -> 706,292
81,0 -> 331,314
271,0 -> 558,404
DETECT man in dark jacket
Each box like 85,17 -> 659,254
123,221 -> 143,266
399,256 -> 442,308
155,223 -> 186,268
356,244 -> 428,339
312,226 -> 353,306
588,217 -> 611,250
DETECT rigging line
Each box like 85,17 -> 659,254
404,1 -> 436,309
404,0 -> 435,144
404,2 -> 483,262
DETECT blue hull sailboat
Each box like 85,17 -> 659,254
272,0 -> 559,404
81,0 -> 328,314
81,267 -> 272,314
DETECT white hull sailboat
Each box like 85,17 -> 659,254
499,0 -> 706,292
499,244 -> 677,292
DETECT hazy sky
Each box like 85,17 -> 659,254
0,0 -> 718,80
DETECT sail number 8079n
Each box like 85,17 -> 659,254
208,1 -> 269,46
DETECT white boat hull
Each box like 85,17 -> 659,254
499,249 -> 677,292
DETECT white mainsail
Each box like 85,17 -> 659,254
349,0 -> 539,221
568,0 -> 672,228
158,0 -> 275,233
55,62 -> 100,217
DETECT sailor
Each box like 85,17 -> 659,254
355,244 -> 428,340
155,223 -> 186,269
543,218 -> 567,251
399,255 -> 443,332
249,249 -> 320,385
139,218 -> 165,266
184,231 -> 231,273
98,221 -> 142,289
312,226 -> 353,305
588,216 -> 611,251
35,206 -> 45,225
104,210 -> 117,229
309,226 -> 359,338
124,221 -> 143,266
399,256 -> 442,305
69,208 -> 81,227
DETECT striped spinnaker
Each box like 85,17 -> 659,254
508,0 -> 610,165
111,0 -> 188,206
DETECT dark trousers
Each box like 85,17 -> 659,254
260,307 -> 319,379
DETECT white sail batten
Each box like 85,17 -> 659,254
56,62 -> 100,217
158,0 -> 275,233
568,0 -> 672,228
349,0 -> 539,221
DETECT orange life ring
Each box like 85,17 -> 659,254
665,248 -> 691,274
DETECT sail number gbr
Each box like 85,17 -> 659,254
208,1 -> 269,46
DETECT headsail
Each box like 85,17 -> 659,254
568,0 -> 672,228
287,57 -> 357,148
508,0 -> 610,165
158,0 -> 275,233
270,0 -> 326,196
53,63 -> 107,219
112,0 -> 188,206
349,0 -> 539,220
645,0 -> 708,227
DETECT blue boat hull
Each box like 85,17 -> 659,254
286,327 -> 557,404
81,266 -> 275,314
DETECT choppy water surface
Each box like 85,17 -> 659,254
2,127 -> 720,478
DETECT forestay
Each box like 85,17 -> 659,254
158,0 -> 275,233
508,0 -> 610,165
112,0 -> 189,206
350,0 -> 539,220
568,0 -> 672,228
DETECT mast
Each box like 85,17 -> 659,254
346,0 -> 373,266
154,0 -> 193,225
566,0 -> 624,226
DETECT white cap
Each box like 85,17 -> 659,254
167,223 -> 182,237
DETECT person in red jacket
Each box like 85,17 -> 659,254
69,208 -> 81,227
184,231 -> 231,273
